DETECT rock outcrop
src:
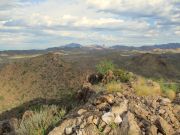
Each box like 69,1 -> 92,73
49,90 -> 180,135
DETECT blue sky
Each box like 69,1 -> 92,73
0,0 -> 180,50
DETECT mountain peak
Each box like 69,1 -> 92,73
61,43 -> 82,48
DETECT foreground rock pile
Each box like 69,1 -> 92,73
49,87 -> 180,135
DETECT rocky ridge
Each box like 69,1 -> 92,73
49,84 -> 180,135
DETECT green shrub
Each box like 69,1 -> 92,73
158,79 -> 179,99
96,60 -> 115,75
17,105 -> 66,135
114,69 -> 133,83
109,122 -> 118,129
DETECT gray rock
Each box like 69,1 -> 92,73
114,114 -> 122,124
103,125 -> 112,134
48,118 -> 76,135
155,116 -> 174,135
160,98 -> 171,105
111,100 -> 128,115
102,112 -> 114,124
120,112 -> 141,135
65,127 -> 73,135
77,109 -> 87,115
147,125 -> 158,135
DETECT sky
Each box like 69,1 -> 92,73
0,0 -> 180,50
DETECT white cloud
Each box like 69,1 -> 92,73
0,0 -> 179,49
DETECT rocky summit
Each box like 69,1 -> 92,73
48,84 -> 180,135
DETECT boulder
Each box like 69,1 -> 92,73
114,114 -> 122,124
82,124 -> 99,135
65,127 -> 73,135
95,94 -> 115,105
48,118 -> 76,135
120,112 -> 141,135
102,112 -> 115,124
88,73 -> 103,84
159,98 -> 171,106
147,125 -> 158,135
111,100 -> 128,115
77,109 -> 87,115
103,125 -> 112,134
155,116 -> 174,135
172,104 -> 180,121
96,102 -> 110,111
129,103 -> 150,122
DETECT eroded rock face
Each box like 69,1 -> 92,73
155,116 -> 174,135
120,112 -> 141,135
88,73 -> 103,85
48,91 -> 180,135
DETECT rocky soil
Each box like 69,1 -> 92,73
49,84 -> 180,135
0,77 -> 179,135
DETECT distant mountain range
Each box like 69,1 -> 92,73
110,43 -> 180,50
0,43 -> 180,55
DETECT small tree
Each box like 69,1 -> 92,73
96,60 -> 115,75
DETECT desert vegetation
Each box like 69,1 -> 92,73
158,79 -> 179,99
0,50 -> 179,135
17,105 -> 66,135
96,60 -> 115,75
131,77 -> 162,96
96,60 -> 178,99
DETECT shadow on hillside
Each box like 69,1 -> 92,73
0,97 -> 76,121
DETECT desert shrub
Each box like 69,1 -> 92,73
105,81 -> 123,92
113,69 -> 133,83
159,80 -> 180,93
165,90 -> 176,100
17,105 -> 66,135
109,122 -> 118,129
96,60 -> 115,75
158,79 -> 178,99
132,77 -> 162,96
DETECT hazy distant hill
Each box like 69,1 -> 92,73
1,43 -> 180,55
110,43 -> 180,50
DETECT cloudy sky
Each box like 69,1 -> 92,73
0,0 -> 180,50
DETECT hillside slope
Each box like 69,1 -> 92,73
124,53 -> 180,81
106,53 -> 180,81
0,52 -> 179,113
0,53 -> 89,112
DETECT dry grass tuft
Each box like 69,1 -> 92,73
105,82 -> 123,92
132,77 -> 162,96
164,90 -> 176,100
17,105 -> 66,135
